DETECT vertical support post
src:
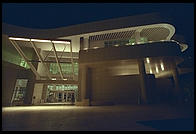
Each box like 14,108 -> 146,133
138,58 -> 148,104
79,65 -> 90,105
70,41 -> 75,80
81,65 -> 87,100
170,58 -> 182,103
41,84 -> 48,103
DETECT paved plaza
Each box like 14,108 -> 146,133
2,104 -> 194,131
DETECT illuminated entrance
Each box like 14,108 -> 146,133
47,85 -> 78,103
11,79 -> 28,106
7,37 -> 79,105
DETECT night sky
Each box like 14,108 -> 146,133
2,3 -> 194,57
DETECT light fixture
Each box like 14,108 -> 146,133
31,39 -> 51,43
63,78 -> 67,80
155,65 -> 159,73
9,37 -> 30,41
146,57 -> 150,63
93,47 -> 99,49
161,63 -> 164,71
150,69 -> 152,74
52,41 -> 70,44
52,78 -> 56,80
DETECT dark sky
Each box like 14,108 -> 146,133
2,3 -> 194,57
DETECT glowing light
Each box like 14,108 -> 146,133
150,68 -> 152,74
52,78 -> 56,80
161,63 -> 164,71
52,41 -> 70,44
9,37 -> 30,41
31,39 -> 51,43
155,65 -> 159,73
146,57 -> 150,63
83,48 -> 88,50
114,44 -> 119,47
63,78 -> 67,80
93,47 -> 99,49
2,106 -> 80,112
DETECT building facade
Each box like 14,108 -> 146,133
2,13 -> 192,106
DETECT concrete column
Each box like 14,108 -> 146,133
170,59 -> 182,103
77,65 -> 82,102
86,67 -> 92,102
77,65 -> 90,106
41,84 -> 48,103
32,83 -> 43,105
138,59 -> 148,104
81,65 -> 87,100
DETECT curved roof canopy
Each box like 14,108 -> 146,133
2,13 -> 188,52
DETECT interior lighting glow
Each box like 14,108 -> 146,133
155,65 -> 159,73
52,41 -> 70,44
9,37 -> 30,41
150,68 -> 152,74
63,78 -> 67,80
93,47 -> 99,49
146,57 -> 150,63
31,39 -> 51,43
52,78 -> 56,80
161,63 -> 165,71
2,106 -> 79,112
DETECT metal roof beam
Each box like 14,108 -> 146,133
30,41 -> 52,80
51,41 -> 64,80
9,40 -> 41,79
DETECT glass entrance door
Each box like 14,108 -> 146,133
47,84 -> 77,104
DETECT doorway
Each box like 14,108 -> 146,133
11,79 -> 28,106
46,84 -> 77,104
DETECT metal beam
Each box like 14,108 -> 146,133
70,41 -> 75,80
28,59 -> 78,63
35,80 -> 78,85
43,48 -> 53,61
30,41 -> 52,80
59,44 -> 66,60
51,41 -> 64,80
9,40 -> 41,79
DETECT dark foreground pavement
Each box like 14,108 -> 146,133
2,104 -> 194,131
